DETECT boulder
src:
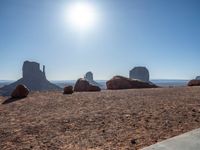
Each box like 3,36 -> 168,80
129,67 -> 149,82
188,80 -> 200,86
106,76 -> 158,90
63,86 -> 73,94
74,78 -> 101,92
74,79 -> 90,92
11,84 -> 29,98
89,85 -> 101,92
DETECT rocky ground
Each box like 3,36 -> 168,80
0,87 -> 200,150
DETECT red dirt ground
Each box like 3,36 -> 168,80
0,87 -> 200,150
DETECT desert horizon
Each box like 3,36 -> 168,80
0,60 -> 200,150
0,0 -> 200,149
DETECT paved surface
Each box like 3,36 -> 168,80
142,128 -> 200,150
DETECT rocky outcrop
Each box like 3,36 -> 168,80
23,61 -> 46,80
0,61 -> 61,96
63,86 -> 73,94
74,78 -> 101,92
11,84 -> 29,98
84,71 -> 103,89
129,67 -> 149,82
195,76 -> 200,80
106,76 -> 158,90
84,72 -> 93,81
188,80 -> 200,86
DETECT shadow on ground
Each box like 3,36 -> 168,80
2,97 -> 25,104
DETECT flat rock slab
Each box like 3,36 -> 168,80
142,128 -> 200,150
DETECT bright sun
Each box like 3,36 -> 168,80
66,2 -> 97,31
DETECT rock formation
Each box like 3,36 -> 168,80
84,72 -> 93,81
22,61 -> 46,80
195,76 -> 200,80
129,67 -> 149,82
84,71 -> 103,89
63,86 -> 73,94
11,84 -> 29,98
0,61 -> 61,96
74,78 -> 101,92
106,76 -> 158,90
188,80 -> 200,86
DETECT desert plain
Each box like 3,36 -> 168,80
0,87 -> 200,150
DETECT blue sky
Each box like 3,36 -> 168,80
0,0 -> 200,80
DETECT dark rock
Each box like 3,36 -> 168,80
74,78 -> 90,92
0,61 -> 61,96
63,86 -> 73,94
188,80 -> 200,86
106,76 -> 158,90
88,85 -> 101,92
131,138 -> 137,144
11,84 -> 29,98
129,67 -> 149,82
74,78 -> 101,92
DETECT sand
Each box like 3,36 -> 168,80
0,87 -> 200,150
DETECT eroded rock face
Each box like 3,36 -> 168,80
84,72 -> 93,81
195,76 -> 200,80
23,61 -> 46,80
106,76 -> 157,90
0,61 -> 61,96
74,78 -> 101,92
11,84 -> 29,98
188,80 -> 200,86
63,86 -> 73,94
84,71 -> 103,89
129,67 -> 149,82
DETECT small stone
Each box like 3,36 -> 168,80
63,86 -> 73,94
131,138 -> 137,144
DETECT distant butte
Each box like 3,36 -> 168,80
0,61 -> 61,96
129,67 -> 150,82
84,71 -> 103,89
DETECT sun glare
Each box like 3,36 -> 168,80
66,2 -> 97,31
